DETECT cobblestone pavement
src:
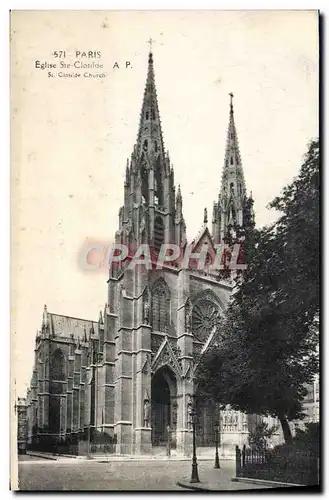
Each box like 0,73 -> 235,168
17,457 -> 274,491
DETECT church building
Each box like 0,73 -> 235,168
22,49 -> 258,457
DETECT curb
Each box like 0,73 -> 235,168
86,456 -> 216,462
177,481 -> 212,491
231,477 -> 304,488
26,453 -> 58,461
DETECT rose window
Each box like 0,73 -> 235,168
192,299 -> 220,342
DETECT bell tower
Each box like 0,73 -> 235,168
115,49 -> 186,256
106,47 -> 188,456
212,93 -> 254,243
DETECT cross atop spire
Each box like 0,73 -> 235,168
147,37 -> 155,53
229,92 -> 234,113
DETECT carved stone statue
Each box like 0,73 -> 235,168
185,301 -> 192,333
143,295 -> 150,325
143,399 -> 150,427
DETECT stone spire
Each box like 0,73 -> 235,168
136,50 -> 166,163
224,93 -> 242,169
212,93 -> 248,243
221,93 -> 245,198
114,48 -> 185,257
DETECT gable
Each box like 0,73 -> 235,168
151,337 -> 182,378
190,226 -> 216,257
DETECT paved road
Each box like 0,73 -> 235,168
17,457 -> 271,491
18,458 -> 191,491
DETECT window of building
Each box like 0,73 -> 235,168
151,278 -> 170,332
192,298 -> 220,343
154,216 -> 164,252
145,111 -> 149,120
49,349 -> 66,434
230,156 -> 234,165
50,349 -> 66,381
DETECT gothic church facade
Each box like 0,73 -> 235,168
23,50 -> 257,457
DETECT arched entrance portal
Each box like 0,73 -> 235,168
151,366 -> 177,447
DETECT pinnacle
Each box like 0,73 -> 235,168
204,207 -> 208,225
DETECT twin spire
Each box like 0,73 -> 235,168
222,91 -> 243,184
120,47 -> 251,248
136,50 -> 165,162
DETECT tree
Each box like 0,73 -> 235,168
248,421 -> 279,451
196,139 -> 319,443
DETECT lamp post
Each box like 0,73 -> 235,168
167,425 -> 171,457
214,421 -> 220,469
190,402 -> 200,483
87,421 -> 91,459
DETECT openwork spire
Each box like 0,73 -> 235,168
136,50 -> 165,161
223,92 -> 243,177
117,47 -> 185,249
212,93 -> 249,243
220,93 -> 246,199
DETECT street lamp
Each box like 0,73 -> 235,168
167,425 -> 171,457
214,419 -> 220,469
190,401 -> 200,483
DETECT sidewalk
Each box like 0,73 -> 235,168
177,462 -> 280,491
24,450 -> 226,463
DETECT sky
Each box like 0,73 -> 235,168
11,10 -> 319,397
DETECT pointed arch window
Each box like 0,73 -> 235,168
50,348 -> 66,381
49,348 -> 66,433
154,216 -> 164,252
145,111 -> 149,120
143,140 -> 148,152
230,156 -> 234,165
151,278 -> 170,332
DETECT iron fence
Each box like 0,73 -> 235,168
235,445 -> 319,486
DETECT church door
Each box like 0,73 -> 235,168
151,368 -> 175,446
